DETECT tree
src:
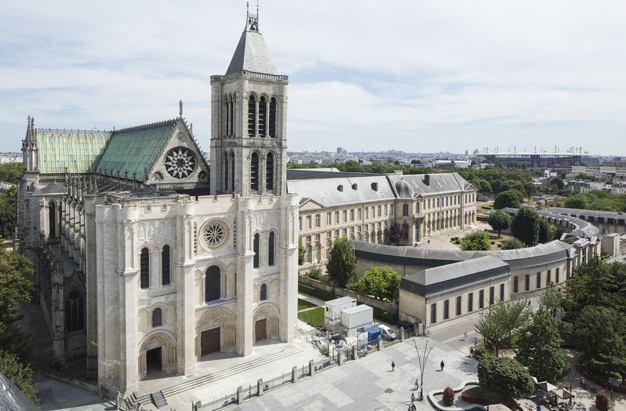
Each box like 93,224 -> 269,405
411,159 -> 422,165
0,187 -> 16,238
511,207 -> 540,247
501,238 -> 524,250
515,308 -> 570,382
551,177 -> 564,190
357,266 -> 401,302
523,181 -> 537,199
478,356 -> 534,401
0,244 -> 34,325
298,237 -> 305,266
387,223 -> 406,246
474,299 -> 531,356
538,218 -> 553,243
494,190 -> 520,210
487,210 -> 511,238
0,350 -> 39,406
460,231 -> 491,251
576,306 -> 626,381
325,237 -> 357,288
539,282 -> 564,314
341,160 -> 363,173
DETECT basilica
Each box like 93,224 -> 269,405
16,9 -> 298,395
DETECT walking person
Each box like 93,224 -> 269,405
415,378 -> 419,390
411,392 -> 415,403
440,360 -> 445,371
391,361 -> 395,372
464,331 -> 468,341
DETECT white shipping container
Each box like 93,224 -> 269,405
324,296 -> 357,320
341,305 -> 374,330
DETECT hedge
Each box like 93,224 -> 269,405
298,283 -> 337,302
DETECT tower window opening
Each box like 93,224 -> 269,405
269,98 -> 277,138
268,231 -> 275,266
162,245 -> 171,286
223,151 -> 229,193
251,152 -> 259,191
140,248 -> 150,289
206,265 -> 221,302
248,95 -> 256,137
229,151 -> 235,193
266,153 -> 274,191
259,96 -> 267,136
253,233 -> 260,268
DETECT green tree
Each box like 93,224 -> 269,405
577,173 -> 587,181
340,160 -> 363,173
0,350 -> 39,405
0,186 -> 16,238
523,181 -> 537,199
357,266 -> 401,302
515,308 -> 570,382
564,194 -> 591,209
477,356 -> 534,401
474,299 -> 531,356
298,237 -> 305,266
387,223 -> 405,246
325,237 -> 357,288
511,207 -> 540,247
551,177 -> 564,190
538,218 -> 553,243
0,245 -> 34,325
460,231 -> 491,251
487,210 -> 511,238
494,190 -> 520,210
501,238 -> 524,250
411,159 -> 422,164
539,282 -> 564,314
576,306 -> 626,381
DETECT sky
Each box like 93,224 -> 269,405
1,1 -> 625,156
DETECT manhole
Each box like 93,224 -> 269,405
385,388 -> 394,393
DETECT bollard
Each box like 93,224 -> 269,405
237,386 -> 243,404
377,335 -> 383,351
400,327 -> 405,342
309,359 -> 315,376
292,366 -> 298,383
258,379 -> 264,396
338,351 -> 343,366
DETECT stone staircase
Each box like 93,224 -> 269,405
133,346 -> 303,405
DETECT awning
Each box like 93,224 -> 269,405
551,388 -> 575,399
537,381 -> 557,392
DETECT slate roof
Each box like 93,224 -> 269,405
38,181 -> 67,196
0,371 -> 39,411
226,29 -> 278,75
37,129 -> 111,173
95,119 -> 178,180
400,256 -> 510,297
287,176 -> 395,208
387,173 -> 475,199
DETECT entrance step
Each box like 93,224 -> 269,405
136,346 -> 303,404
151,391 -> 168,409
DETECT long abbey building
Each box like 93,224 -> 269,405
15,9 -> 299,395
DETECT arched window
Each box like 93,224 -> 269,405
268,231 -> 275,266
248,95 -> 257,137
223,151 -> 229,192
259,96 -> 267,136
49,202 -> 56,238
162,245 -> 171,286
65,290 -> 84,333
260,283 -> 267,301
253,233 -> 260,268
269,97 -> 277,138
402,204 -> 409,216
251,152 -> 259,191
266,153 -> 274,191
140,248 -> 150,289
229,97 -> 235,135
152,308 -> 162,327
206,265 -> 221,302
229,151 -> 235,193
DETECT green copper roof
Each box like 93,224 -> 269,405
37,130 -> 111,174
95,119 -> 178,180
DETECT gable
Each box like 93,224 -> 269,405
300,199 -> 324,211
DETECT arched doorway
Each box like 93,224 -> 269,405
253,303 -> 280,343
195,307 -> 237,358
138,332 -> 176,378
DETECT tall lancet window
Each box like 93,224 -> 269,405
269,97 -> 277,138
223,151 -> 229,192
229,96 -> 235,135
259,96 -> 267,136
248,95 -> 256,137
266,153 -> 274,191
229,150 -> 235,193
251,152 -> 259,191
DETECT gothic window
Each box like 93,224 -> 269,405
259,96 -> 267,136
229,151 -> 235,192
223,151 -> 229,192
268,232 -> 275,266
269,97 -> 277,138
253,233 -> 260,268
260,283 -> 268,301
164,147 -> 197,179
65,290 -> 84,333
251,152 -> 259,191
229,97 -> 235,135
140,248 -> 150,289
162,245 -> 171,286
266,152 -> 274,191
248,95 -> 257,137
152,308 -> 162,327
206,265 -> 221,302
49,202 -> 56,238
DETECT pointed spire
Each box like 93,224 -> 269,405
179,100 -> 183,118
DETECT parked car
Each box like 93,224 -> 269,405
377,325 -> 396,341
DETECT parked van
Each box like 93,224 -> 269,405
377,325 -> 396,340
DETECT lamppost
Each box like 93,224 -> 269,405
413,340 -> 433,401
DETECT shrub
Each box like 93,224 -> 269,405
442,386 -> 455,406
454,239 -> 461,244
596,392 -> 609,411
474,345 -> 488,358
490,241 -> 495,245
497,244 -> 502,248
306,267 -> 323,280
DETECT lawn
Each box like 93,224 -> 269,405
463,385 -> 487,399
298,298 -> 318,311
298,307 -> 325,328
484,231 -> 514,250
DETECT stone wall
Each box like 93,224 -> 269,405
298,276 -> 397,314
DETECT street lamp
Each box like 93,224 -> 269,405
413,340 -> 433,401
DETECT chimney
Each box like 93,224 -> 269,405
338,185 -> 343,192
425,175 -> 430,186
352,183 -> 358,190
371,182 -> 378,191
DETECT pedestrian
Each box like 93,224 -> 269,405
536,404 -> 541,411
440,360 -> 445,371
474,337 -> 477,347
415,378 -> 419,390
391,361 -> 395,372
469,347 -> 474,357
528,300 -> 531,307
464,331 -> 467,341
411,392 -> 415,403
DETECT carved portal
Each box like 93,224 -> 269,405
138,332 -> 177,378
253,303 -> 280,342
195,307 -> 237,358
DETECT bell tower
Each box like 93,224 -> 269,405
210,4 -> 288,197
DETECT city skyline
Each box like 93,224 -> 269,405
2,1 -> 625,155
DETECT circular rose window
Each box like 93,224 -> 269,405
164,146 -> 196,179
201,220 -> 229,249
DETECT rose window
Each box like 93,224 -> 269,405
202,220 -> 228,249
164,147 -> 196,179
